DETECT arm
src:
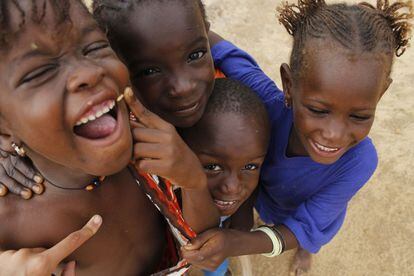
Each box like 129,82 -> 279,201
183,146 -> 378,268
125,88 -> 219,233
209,31 -> 282,103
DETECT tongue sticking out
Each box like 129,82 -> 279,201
74,114 -> 117,139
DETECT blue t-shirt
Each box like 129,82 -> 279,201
211,40 -> 378,253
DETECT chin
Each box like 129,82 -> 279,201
87,140 -> 132,176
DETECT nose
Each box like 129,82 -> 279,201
168,74 -> 196,98
66,60 -> 105,92
221,172 -> 243,195
321,117 -> 347,143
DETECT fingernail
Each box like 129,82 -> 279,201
33,174 -> 44,184
21,189 -> 32,200
124,87 -> 133,97
91,215 -> 102,226
32,184 -> 43,194
0,186 -> 7,196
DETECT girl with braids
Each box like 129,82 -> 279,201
0,0 -> 219,275
182,0 -> 413,274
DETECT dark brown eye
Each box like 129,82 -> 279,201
187,50 -> 206,62
203,164 -> 222,171
244,164 -> 259,171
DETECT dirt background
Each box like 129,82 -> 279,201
201,0 -> 414,275
85,0 -> 413,275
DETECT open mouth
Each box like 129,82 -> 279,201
213,198 -> 239,211
171,101 -> 200,117
73,99 -> 119,140
310,139 -> 345,159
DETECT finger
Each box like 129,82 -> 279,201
124,87 -> 169,130
3,162 -> 42,194
129,120 -> 146,129
9,154 -> 44,185
45,215 -> 102,265
0,183 -> 8,196
133,143 -> 167,161
134,159 -> 170,176
62,261 -> 76,276
181,249 -> 205,262
132,128 -> 167,144
183,231 -> 216,251
0,168 -> 32,199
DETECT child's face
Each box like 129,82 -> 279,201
0,1 -> 132,176
112,1 -> 215,128
284,46 -> 390,164
185,113 -> 268,217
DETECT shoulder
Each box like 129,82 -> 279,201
333,138 -> 378,187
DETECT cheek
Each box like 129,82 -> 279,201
293,108 -> 317,137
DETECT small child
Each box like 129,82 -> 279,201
180,78 -> 270,275
183,0 -> 413,274
0,0 -> 217,198
0,0 -> 217,274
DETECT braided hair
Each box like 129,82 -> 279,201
92,0 -> 208,38
278,0 -> 413,77
0,0 -> 83,51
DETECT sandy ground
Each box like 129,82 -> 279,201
84,0 -> 413,275
199,0 -> 414,275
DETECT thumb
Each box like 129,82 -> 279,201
124,87 -> 168,130
183,231 -> 215,251
62,261 -> 76,276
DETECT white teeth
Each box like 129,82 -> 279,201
75,100 -> 115,126
214,199 -> 237,206
314,142 -> 339,152
96,110 -> 103,118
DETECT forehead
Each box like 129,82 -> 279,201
1,0 -> 97,61
117,1 -> 206,54
300,45 -> 389,105
196,113 -> 268,155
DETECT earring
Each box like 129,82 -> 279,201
11,142 -> 26,157
284,99 -> 291,109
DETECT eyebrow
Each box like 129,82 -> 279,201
187,36 -> 208,48
197,151 -> 267,160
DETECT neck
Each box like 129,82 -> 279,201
27,151 -> 96,191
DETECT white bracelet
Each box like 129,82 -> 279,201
251,226 -> 283,257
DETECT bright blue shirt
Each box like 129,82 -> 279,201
211,40 -> 378,253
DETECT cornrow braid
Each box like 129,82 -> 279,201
92,0 -> 208,36
277,0 -> 413,76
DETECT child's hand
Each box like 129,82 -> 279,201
124,88 -> 205,189
0,150 -> 44,200
181,228 -> 234,271
0,215 -> 102,276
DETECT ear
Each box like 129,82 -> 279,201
280,63 -> 294,106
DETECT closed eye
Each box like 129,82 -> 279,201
83,41 -> 110,56
307,106 -> 329,115
350,114 -> 372,121
20,64 -> 58,85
